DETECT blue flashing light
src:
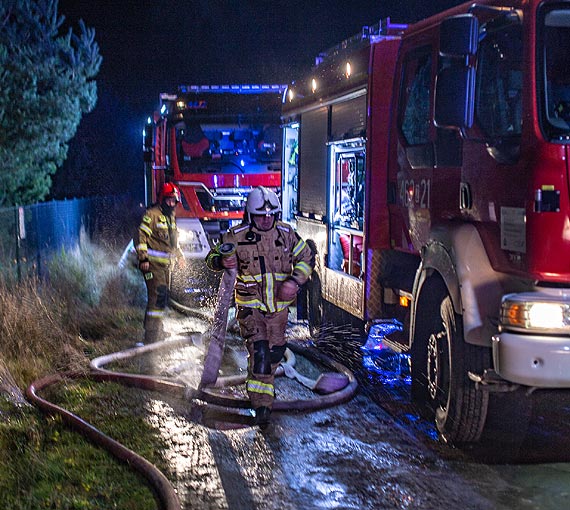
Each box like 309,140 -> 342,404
178,84 -> 288,95
361,319 -> 403,352
240,159 -> 245,167
362,352 -> 411,380
160,104 -> 167,114
147,116 -> 152,124
361,319 -> 410,382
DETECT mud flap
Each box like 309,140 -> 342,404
199,268 -> 237,388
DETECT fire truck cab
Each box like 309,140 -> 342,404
282,0 -> 570,443
144,84 -> 285,258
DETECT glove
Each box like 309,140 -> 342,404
279,279 -> 299,301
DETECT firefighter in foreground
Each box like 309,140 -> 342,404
136,183 -> 185,343
206,186 -> 314,428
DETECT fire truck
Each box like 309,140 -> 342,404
282,0 -> 570,443
143,84 -> 285,258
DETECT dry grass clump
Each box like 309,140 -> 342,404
0,238 -> 145,393
0,278 -> 82,388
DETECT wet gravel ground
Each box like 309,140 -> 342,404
118,306 -> 570,510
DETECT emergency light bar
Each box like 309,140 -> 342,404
178,84 -> 287,94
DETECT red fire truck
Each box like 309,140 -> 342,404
143,84 -> 285,258
282,0 -> 570,443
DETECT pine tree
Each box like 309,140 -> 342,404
0,0 -> 101,206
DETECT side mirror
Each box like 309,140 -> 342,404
434,15 -> 479,130
439,14 -> 479,57
435,66 -> 475,129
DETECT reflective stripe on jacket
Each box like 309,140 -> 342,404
207,220 -> 314,312
136,205 -> 183,267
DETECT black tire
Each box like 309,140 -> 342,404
306,273 -> 324,338
412,283 -> 490,443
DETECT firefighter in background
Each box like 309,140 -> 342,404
206,186 -> 314,429
136,183 -> 185,343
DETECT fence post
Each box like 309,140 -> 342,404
14,207 -> 23,282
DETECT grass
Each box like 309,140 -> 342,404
0,237 -> 171,510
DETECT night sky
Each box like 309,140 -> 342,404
54,0 -> 465,199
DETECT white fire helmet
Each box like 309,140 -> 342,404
246,186 -> 281,216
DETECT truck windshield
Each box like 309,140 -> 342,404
175,121 -> 281,174
539,7 -> 570,141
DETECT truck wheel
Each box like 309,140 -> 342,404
413,289 -> 490,443
307,273 -> 323,338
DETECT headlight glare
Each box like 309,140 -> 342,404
528,303 -> 565,329
501,294 -> 570,333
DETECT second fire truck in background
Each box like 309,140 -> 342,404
143,84 -> 285,258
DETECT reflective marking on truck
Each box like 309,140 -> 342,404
399,178 -> 431,209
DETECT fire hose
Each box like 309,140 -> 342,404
26,340 -> 357,510
26,372 -> 183,510
199,264 -> 237,388
25,263 -> 358,510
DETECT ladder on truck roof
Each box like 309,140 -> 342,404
314,17 -> 408,66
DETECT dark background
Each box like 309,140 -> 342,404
53,0 -> 464,201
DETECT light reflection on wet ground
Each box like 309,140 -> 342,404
117,300 -> 570,509
314,320 -> 570,509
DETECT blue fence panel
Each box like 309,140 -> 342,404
0,195 -> 138,283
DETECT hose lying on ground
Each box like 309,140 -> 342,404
26,372 -> 182,510
168,297 -> 214,323
26,336 -> 358,510
90,338 -> 358,411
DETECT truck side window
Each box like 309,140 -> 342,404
335,153 -> 365,231
475,22 -> 523,138
400,51 -> 432,146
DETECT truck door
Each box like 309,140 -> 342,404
391,45 -> 434,251
390,40 -> 463,254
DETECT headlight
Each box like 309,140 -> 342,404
500,293 -> 570,334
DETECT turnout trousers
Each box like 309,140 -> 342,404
237,307 -> 289,409
142,264 -> 170,343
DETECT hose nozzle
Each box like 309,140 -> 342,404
219,243 -> 236,258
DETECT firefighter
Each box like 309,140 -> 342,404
136,182 -> 185,343
206,186 -> 314,429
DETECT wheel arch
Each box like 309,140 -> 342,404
411,223 -> 505,347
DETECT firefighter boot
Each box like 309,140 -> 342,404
254,406 -> 271,430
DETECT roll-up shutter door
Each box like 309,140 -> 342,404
331,94 -> 367,141
299,107 -> 328,216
